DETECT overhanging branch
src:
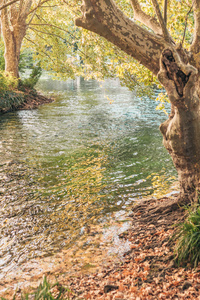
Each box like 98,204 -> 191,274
190,0 -> 200,54
0,0 -> 20,10
75,0 -> 170,75
163,0 -> 167,24
151,0 -> 171,43
129,0 -> 162,35
28,0 -> 51,15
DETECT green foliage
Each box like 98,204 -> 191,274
155,92 -> 170,115
0,71 -> 18,93
19,50 -> 34,74
20,63 -> 42,90
19,276 -> 73,300
0,0 -> 196,95
175,205 -> 200,267
0,90 -> 25,113
1,277 -> 73,299
0,69 -> 24,113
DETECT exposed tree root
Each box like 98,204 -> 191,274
130,196 -> 185,225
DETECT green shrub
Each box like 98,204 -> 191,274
0,70 -> 24,113
0,90 -> 25,113
0,71 -> 18,93
175,205 -> 200,267
20,63 -> 42,90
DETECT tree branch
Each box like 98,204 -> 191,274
181,1 -> 194,48
129,0 -> 162,35
0,0 -> 19,11
75,0 -> 171,75
163,0 -> 167,24
151,0 -> 171,42
21,0 -> 32,18
28,0 -> 51,15
24,36 -> 52,59
190,0 -> 200,54
1,7 -> 11,40
29,22 -> 73,36
27,0 -> 41,25
29,26 -> 66,40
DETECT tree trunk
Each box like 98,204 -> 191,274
2,23 -> 26,78
1,5 -> 28,78
4,33 -> 20,78
158,49 -> 200,204
75,0 -> 171,75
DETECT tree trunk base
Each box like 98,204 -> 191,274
130,196 -> 186,225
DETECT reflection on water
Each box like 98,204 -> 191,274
0,78 -> 176,278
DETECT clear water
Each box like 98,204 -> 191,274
0,77 -> 176,276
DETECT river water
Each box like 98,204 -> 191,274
0,77 -> 176,282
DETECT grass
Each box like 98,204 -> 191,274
175,204 -> 200,267
0,90 -> 25,113
1,276 -> 79,300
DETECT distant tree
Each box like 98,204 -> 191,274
0,0 -> 79,79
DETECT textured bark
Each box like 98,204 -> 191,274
1,0 -> 32,78
130,0 -> 162,35
151,0 -> 171,42
75,0 -> 172,75
158,49 -> 200,203
190,0 -> 200,54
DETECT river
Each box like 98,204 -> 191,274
0,77 -> 176,289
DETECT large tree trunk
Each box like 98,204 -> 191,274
158,49 -> 200,204
1,1 -> 32,78
2,26 -> 26,78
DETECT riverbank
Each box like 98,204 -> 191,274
2,196 -> 200,299
0,88 -> 54,114
51,196 -> 200,300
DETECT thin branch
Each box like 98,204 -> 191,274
27,0 -> 42,25
21,0 -> 33,18
190,0 -> 200,53
130,0 -> 162,35
28,0 -> 51,15
181,0 -> 194,47
29,26 -> 67,40
163,0 -> 167,24
30,23 -> 74,36
24,36 -> 52,60
39,5 -> 58,7
1,6 -> 11,39
33,14 -> 80,41
151,0 -> 171,42
28,24 -> 89,59
18,0 -> 24,18
63,0 -> 80,17
0,0 -> 19,10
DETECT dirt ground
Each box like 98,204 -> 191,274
51,196 -> 200,300
18,89 -> 54,110
2,196 -> 200,299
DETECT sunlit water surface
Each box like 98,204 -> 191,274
0,77 -> 176,280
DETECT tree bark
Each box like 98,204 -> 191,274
1,23 -> 26,78
1,0 -> 32,78
158,49 -> 200,203
75,0 -> 172,75
76,0 -> 200,204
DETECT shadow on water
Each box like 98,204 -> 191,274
0,77 -> 176,279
